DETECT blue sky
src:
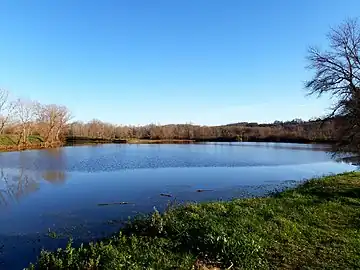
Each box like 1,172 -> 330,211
1,0 -> 359,125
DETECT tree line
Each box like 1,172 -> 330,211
0,88 -> 337,145
66,118 -> 338,143
0,89 -> 71,147
0,88 -> 340,147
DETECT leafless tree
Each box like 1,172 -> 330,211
0,89 -> 16,134
14,99 -> 36,146
54,105 -> 72,141
36,104 -> 71,145
305,18 -> 360,153
36,104 -> 57,144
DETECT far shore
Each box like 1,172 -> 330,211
0,135 -> 336,153
67,136 -> 335,145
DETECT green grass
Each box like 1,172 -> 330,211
0,134 -> 43,146
0,134 -> 17,145
27,172 -> 360,269
28,135 -> 44,144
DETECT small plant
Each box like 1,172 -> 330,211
47,228 -> 58,239
150,207 -> 164,235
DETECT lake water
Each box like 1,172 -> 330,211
0,142 -> 356,269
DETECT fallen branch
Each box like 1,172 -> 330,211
196,189 -> 214,193
97,202 -> 134,206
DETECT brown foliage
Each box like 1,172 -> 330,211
0,91 -> 71,147
0,88 -> 337,146
36,104 -> 72,145
66,119 -> 336,143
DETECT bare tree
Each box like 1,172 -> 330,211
36,104 -> 57,145
54,105 -> 72,142
36,104 -> 71,145
14,99 -> 36,146
0,89 -> 15,134
305,18 -> 360,153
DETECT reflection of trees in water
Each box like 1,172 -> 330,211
40,148 -> 67,184
42,171 -> 66,183
0,148 -> 68,205
0,168 -> 39,206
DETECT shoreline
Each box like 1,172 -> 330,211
0,137 -> 335,153
0,142 -> 63,153
26,172 -> 360,269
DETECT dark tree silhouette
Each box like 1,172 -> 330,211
306,18 -> 360,153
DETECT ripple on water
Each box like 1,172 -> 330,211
0,143 -> 335,173
0,143 -> 357,270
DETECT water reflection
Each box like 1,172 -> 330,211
0,168 -> 39,206
0,148 -> 67,205
42,171 -> 66,183
40,148 -> 67,184
0,143 -> 356,207
0,144 -> 357,270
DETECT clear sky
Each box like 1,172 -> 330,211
1,0 -> 359,125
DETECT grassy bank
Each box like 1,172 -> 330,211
0,134 -> 43,145
0,134 -> 50,152
0,135 -> 124,152
27,172 -> 360,269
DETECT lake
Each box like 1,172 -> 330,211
0,142 -> 356,269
